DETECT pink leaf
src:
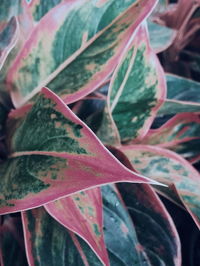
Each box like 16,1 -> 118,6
45,188 -> 109,266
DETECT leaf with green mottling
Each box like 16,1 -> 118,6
139,113 -> 200,162
0,0 -> 21,23
22,207 -> 103,266
121,145 -> 200,229
118,183 -> 181,266
0,88 -> 154,214
22,0 -> 66,23
22,195 -> 148,266
0,17 -> 19,71
108,24 -> 166,142
137,113 -> 200,148
45,188 -> 109,266
159,74 -> 200,115
148,21 -> 176,53
7,0 -> 158,108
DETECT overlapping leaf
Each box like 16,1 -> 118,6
0,88 -> 154,214
159,74 -> 200,115
22,207 -> 103,266
0,17 -> 19,71
101,184 -> 149,265
118,183 -> 181,265
108,24 -> 166,142
121,145 -> 200,228
22,187 -> 149,266
138,113 -> 200,147
147,21 -> 176,53
7,0 -> 157,107
85,98 -> 120,146
45,188 -> 109,266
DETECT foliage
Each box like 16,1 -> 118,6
0,0 -> 200,265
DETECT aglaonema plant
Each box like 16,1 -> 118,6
0,0 -> 200,265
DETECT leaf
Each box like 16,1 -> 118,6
45,188 -> 109,266
0,17 -> 19,71
21,0 -> 66,24
0,0 -> 21,23
22,207 -> 103,266
22,198 -> 147,266
7,0 -> 158,108
108,24 -> 166,142
138,113 -> 200,162
138,113 -> 200,147
158,74 -> 200,115
118,183 -> 181,266
121,144 -> 200,229
102,184 -> 150,265
0,88 -> 154,214
85,98 -> 121,146
0,215 -> 28,266
147,21 -> 176,53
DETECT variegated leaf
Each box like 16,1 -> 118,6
21,0 -> 66,24
121,145 -> 200,229
118,183 -> 181,265
138,113 -> 200,147
22,192 -> 148,266
22,207 -> 103,266
159,74 -> 200,115
108,24 -> 166,142
147,21 -> 176,53
45,188 -> 109,266
0,17 -> 19,71
0,88 -> 154,214
7,0 -> 158,108
0,0 -> 21,23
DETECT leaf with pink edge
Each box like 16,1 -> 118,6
0,17 -> 19,71
0,88 -> 154,215
108,24 -> 166,142
121,144 -> 200,229
138,113 -> 200,146
118,183 -> 181,265
45,188 -> 109,266
106,146 -> 181,265
139,113 -> 200,162
22,207 -> 103,266
159,74 -> 200,115
7,0 -> 158,108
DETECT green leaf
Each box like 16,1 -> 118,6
158,74 -> 200,115
148,21 -> 176,53
102,184 -> 149,265
108,24 -> 166,142
118,183 -> 181,266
